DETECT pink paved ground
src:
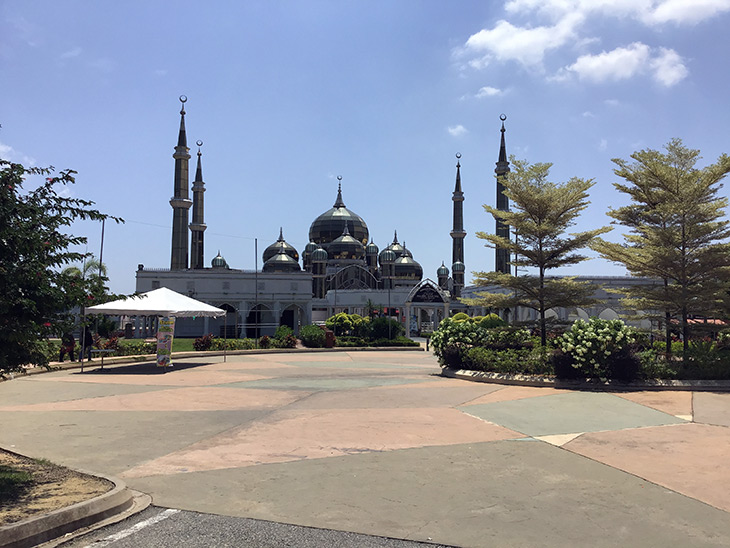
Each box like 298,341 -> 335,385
2,351 -> 729,547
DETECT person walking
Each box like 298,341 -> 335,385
59,332 -> 75,362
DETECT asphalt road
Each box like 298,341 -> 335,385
61,506 -> 456,548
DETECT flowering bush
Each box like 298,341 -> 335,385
430,317 -> 490,367
558,318 -> 637,380
194,333 -> 214,351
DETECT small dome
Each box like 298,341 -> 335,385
309,185 -> 369,247
211,251 -> 228,269
311,247 -> 328,262
452,261 -> 465,272
384,230 -> 408,258
378,248 -> 396,264
437,262 -> 449,277
304,241 -> 319,254
263,248 -> 301,273
327,226 -> 365,261
393,255 -> 423,280
263,228 -> 299,263
366,240 -> 379,255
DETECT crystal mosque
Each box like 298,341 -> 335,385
134,98 -> 648,338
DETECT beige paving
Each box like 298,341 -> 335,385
564,422 -> 730,513
613,390 -> 694,418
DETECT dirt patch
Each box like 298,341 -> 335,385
0,449 -> 112,526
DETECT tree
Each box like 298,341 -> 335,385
463,158 -> 610,346
591,139 -> 730,354
0,160 -> 122,374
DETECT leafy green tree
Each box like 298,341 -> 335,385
463,158 -> 610,346
591,139 -> 730,354
0,160 -> 122,375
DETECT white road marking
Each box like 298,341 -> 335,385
83,508 -> 180,547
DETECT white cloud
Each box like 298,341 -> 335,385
560,43 -> 686,86
505,0 -> 730,25
60,47 -> 82,59
604,99 -> 620,106
476,86 -> 503,98
0,141 -> 36,165
565,42 -> 651,83
645,0 -> 730,25
582,111 -> 595,118
463,13 -> 583,67
447,125 -> 468,137
650,47 -> 688,86
598,138 -> 608,151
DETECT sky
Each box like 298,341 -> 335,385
2,0 -> 730,295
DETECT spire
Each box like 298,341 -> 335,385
170,95 -> 192,270
393,230 -> 399,244
278,227 -> 284,241
189,138 -> 207,270
333,175 -> 345,207
451,152 -> 466,276
194,143 -> 203,182
495,114 -> 511,274
177,95 -> 188,147
495,114 -> 510,176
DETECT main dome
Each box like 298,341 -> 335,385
309,185 -> 369,247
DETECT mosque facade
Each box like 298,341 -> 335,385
135,98 -> 467,337
134,98 -> 644,339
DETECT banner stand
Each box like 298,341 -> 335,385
156,316 -> 176,371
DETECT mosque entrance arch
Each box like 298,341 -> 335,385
246,304 -> 275,338
327,265 -> 378,291
280,304 -> 305,334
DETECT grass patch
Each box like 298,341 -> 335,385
172,338 -> 195,352
0,465 -> 33,501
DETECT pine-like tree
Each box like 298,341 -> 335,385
463,158 -> 610,346
0,160 -> 122,374
592,139 -> 730,354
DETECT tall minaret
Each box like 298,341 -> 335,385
495,114 -> 511,274
189,140 -> 207,269
170,95 -> 192,270
450,153 -> 466,293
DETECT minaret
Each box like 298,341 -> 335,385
189,140 -> 207,269
450,152 -> 466,293
495,114 -> 511,274
170,95 -> 192,270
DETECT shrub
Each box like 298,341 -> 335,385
300,325 -> 326,348
369,317 -> 403,340
463,346 -> 553,375
558,318 -> 637,380
194,334 -> 214,351
259,335 -> 272,349
117,340 -> 156,355
274,325 -> 293,340
371,336 -> 419,347
485,327 -> 532,350
477,313 -> 507,330
278,334 -> 298,348
210,338 -> 257,351
430,317 -> 489,366
451,312 -> 470,321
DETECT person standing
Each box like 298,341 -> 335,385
59,332 -> 75,362
79,326 -> 94,362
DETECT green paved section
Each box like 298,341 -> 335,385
130,440 -> 730,548
0,377 -> 169,406
227,377 -> 425,391
1,410 -> 265,475
461,392 -> 684,436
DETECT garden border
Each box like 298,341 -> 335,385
441,367 -> 730,392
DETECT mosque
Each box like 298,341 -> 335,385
134,98 -> 646,338
134,97 -> 471,338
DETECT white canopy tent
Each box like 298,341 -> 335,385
85,287 -> 226,318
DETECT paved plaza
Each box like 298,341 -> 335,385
1,351 -> 729,547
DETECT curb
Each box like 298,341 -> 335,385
441,367 -> 730,391
5,345 -> 425,381
0,470 -> 145,548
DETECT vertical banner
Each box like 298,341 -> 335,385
156,316 -> 176,367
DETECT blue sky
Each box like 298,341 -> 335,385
2,1 -> 730,294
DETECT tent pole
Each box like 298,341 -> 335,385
224,311 -> 227,363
